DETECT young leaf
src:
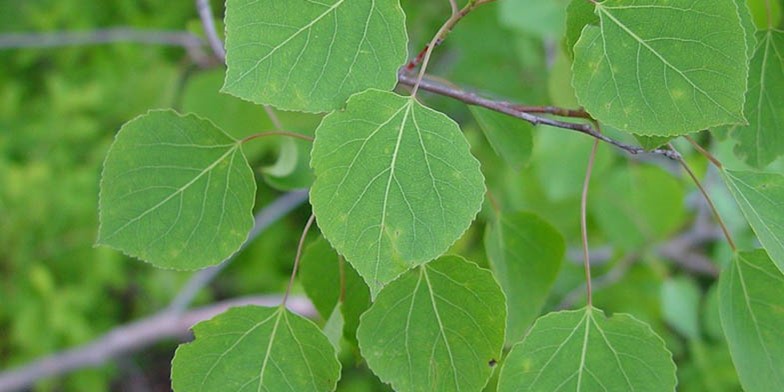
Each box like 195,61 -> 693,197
635,134 -> 673,151
722,170 -> 784,273
171,306 -> 341,392
719,250 -> 784,392
356,256 -> 506,392
97,110 -> 255,270
572,0 -> 749,135
310,90 -> 485,296
222,0 -> 408,112
498,307 -> 677,392
299,237 -> 371,345
484,212 -> 565,344
730,31 -> 784,168
470,106 -> 534,170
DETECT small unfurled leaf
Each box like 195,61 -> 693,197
498,307 -> 676,392
222,0 -> 408,112
98,110 -> 255,270
310,90 -> 485,296
172,306 -> 341,392
484,212 -> 565,344
722,169 -> 784,273
719,250 -> 784,392
357,256 -> 506,392
572,0 -> 749,135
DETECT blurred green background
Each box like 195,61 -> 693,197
2,0 -> 779,391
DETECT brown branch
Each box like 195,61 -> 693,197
0,296 -> 316,392
398,72 -> 681,160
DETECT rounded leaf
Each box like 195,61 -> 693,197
222,0 -> 408,112
498,307 -> 676,392
172,306 -> 341,392
357,256 -> 506,392
310,90 -> 485,296
572,0 -> 749,135
97,110 -> 255,270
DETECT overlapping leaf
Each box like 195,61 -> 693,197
172,306 -> 341,392
484,212 -> 565,344
730,30 -> 784,168
310,90 -> 485,296
357,256 -> 506,392
719,250 -> 784,392
222,0 -> 408,112
722,170 -> 784,272
498,307 -> 676,392
572,0 -> 749,135
98,110 -> 255,270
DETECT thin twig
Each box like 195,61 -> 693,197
0,295 -> 315,392
195,0 -> 225,62
581,140 -> 600,307
670,143 -> 737,251
167,190 -> 309,312
411,0 -> 492,96
398,72 -> 681,160
685,135 -> 723,169
282,214 -> 316,306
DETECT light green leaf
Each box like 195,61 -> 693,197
736,0 -> 758,62
262,138 -> 315,190
498,0 -> 570,39
484,212 -> 565,344
222,0 -> 408,112
722,170 -> 784,272
172,306 -> 341,392
572,0 -> 749,135
470,106 -> 533,170
357,256 -> 506,392
299,237 -> 371,345
498,307 -> 677,392
730,30 -> 784,168
719,250 -> 784,392
310,90 -> 485,296
747,0 -> 784,29
97,110 -> 255,270
661,276 -> 701,340
324,303 -> 345,352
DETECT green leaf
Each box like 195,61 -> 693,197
572,0 -> 749,135
299,237 -> 371,345
722,170 -> 784,273
719,250 -> 784,392
357,256 -> 506,392
222,0 -> 408,112
747,0 -> 784,29
97,110 -> 255,270
324,303 -> 346,352
589,165 -> 686,250
310,90 -> 485,296
470,106 -> 533,170
661,276 -> 701,340
736,0 -> 759,62
484,212 -> 565,344
498,0 -> 570,39
498,307 -> 677,392
172,306 -> 341,391
730,31 -> 784,168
